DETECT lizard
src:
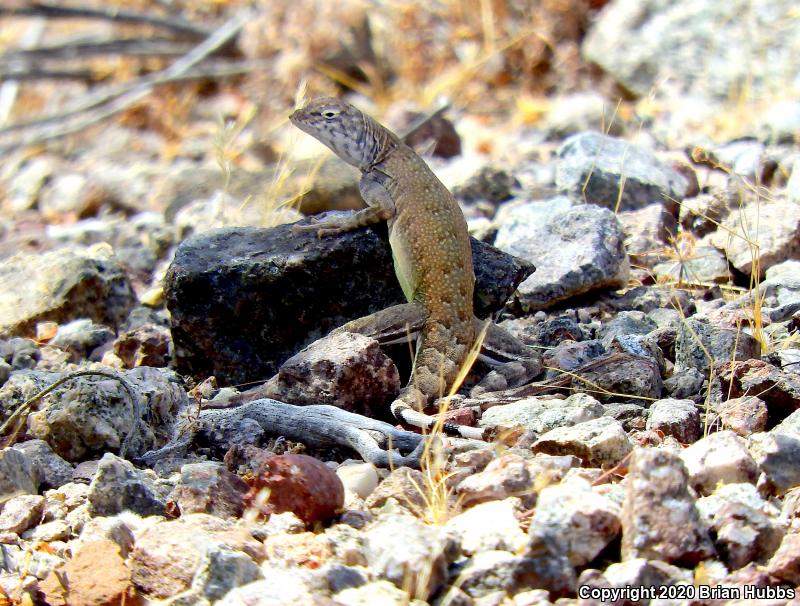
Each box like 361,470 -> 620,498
290,97 -> 541,440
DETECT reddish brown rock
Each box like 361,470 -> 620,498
129,514 -> 261,599
263,531 -> 333,569
717,359 -> 800,423
246,454 -> 344,525
766,532 -> 800,585
40,539 -> 140,606
110,323 -> 171,368
715,396 -> 768,436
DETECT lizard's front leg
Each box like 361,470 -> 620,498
294,172 -> 395,237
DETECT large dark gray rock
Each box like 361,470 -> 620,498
167,220 -> 533,385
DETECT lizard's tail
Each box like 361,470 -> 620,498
390,386 -> 485,441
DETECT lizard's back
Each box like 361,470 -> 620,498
380,145 -> 476,402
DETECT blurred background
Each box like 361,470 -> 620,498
0,0 -> 797,249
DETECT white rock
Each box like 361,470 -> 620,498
534,417 -> 633,467
335,580 -> 414,606
680,431 -> 759,494
480,394 -> 603,434
445,498 -> 527,555
337,462 -> 379,500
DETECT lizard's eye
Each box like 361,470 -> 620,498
321,109 -> 339,120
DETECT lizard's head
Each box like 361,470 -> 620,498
290,97 -> 394,170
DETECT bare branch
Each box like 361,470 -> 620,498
0,10 -> 253,151
0,2 -> 210,39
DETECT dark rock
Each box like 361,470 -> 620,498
0,448 -> 38,503
602,286 -> 695,316
609,334 -> 666,374
555,132 -> 688,212
748,432 -> 800,495
495,203 -> 629,311
621,448 -> 715,565
10,439 -> 73,490
189,544 -> 263,602
170,462 -> 248,519
457,545 -> 575,601
452,167 -> 519,205
166,223 -> 532,385
109,323 -> 172,368
598,311 -> 658,349
0,358 -> 9,387
543,339 -> 606,379
87,453 -> 170,517
223,443 -> 277,477
321,563 -> 368,594
663,368 -> 705,400
679,193 -> 735,238
401,110 -> 461,159
675,318 -> 761,375
48,319 -> 115,362
526,317 -> 589,347
562,352 -> 663,403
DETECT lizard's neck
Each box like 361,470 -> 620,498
359,114 -> 402,172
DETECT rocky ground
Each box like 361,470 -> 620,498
1,0 -> 800,604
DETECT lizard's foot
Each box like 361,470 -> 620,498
471,358 -> 543,396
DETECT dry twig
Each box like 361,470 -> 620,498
0,9 -> 252,152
